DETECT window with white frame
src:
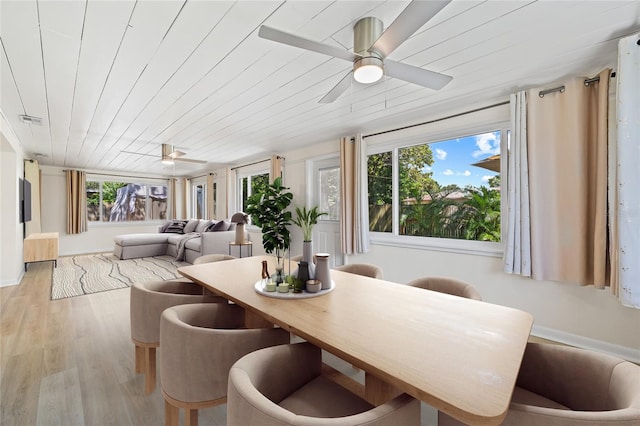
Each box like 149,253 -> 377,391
314,158 -> 340,221
365,105 -> 509,254
238,171 -> 269,213
86,179 -> 168,222
192,183 -> 205,219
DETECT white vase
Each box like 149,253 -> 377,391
315,253 -> 331,290
302,240 -> 315,279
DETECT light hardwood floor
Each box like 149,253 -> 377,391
1,262 -> 227,426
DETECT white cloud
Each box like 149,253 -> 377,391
435,148 -> 447,160
443,169 -> 454,176
481,175 -> 492,182
472,132 -> 500,158
460,170 -> 471,176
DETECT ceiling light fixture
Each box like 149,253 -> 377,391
161,156 -> 174,165
161,143 -> 175,165
352,56 -> 384,84
19,115 -> 43,125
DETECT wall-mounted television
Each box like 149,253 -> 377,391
19,177 -> 32,223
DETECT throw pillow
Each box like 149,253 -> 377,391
159,221 -> 171,233
183,219 -> 200,234
195,220 -> 211,233
208,220 -> 230,232
164,220 -> 188,234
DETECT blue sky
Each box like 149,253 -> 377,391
422,131 -> 501,188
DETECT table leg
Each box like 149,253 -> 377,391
364,372 -> 403,406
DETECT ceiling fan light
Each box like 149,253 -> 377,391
161,156 -> 174,165
353,56 -> 384,84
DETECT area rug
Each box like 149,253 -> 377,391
51,253 -> 188,300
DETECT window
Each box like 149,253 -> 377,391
193,184 -> 205,220
86,180 -> 168,222
368,130 -> 503,243
318,165 -> 340,221
239,172 -> 269,213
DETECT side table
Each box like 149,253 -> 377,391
24,232 -> 59,271
229,241 -> 253,258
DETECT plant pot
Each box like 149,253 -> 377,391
302,240 -> 315,278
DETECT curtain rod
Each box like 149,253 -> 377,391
230,155 -> 284,171
187,172 -> 216,180
363,101 -> 510,139
538,72 -> 616,98
65,170 -> 168,182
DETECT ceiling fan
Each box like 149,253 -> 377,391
258,0 -> 453,103
121,144 -> 207,166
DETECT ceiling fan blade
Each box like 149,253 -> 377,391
371,0 -> 451,58
169,150 -> 186,159
385,60 -> 452,90
319,72 -> 353,104
259,25 -> 359,62
173,157 -> 208,164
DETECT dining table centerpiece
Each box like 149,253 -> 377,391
292,205 -> 327,279
245,177 -> 293,284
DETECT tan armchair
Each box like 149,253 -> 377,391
129,279 -> 225,394
227,342 -> 420,425
160,303 -> 290,426
334,263 -> 384,279
407,276 -> 482,301
440,342 -> 640,425
193,254 -> 235,264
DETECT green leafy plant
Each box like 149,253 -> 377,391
292,205 -> 328,241
245,177 -> 293,259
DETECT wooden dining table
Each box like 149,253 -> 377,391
178,255 -> 533,426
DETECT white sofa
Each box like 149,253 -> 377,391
113,219 -> 248,264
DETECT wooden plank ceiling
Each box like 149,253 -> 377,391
1,0 -> 638,176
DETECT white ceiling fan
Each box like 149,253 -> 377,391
258,0 -> 453,103
121,143 -> 207,166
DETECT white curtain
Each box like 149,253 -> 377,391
615,33 -> 640,308
206,173 -> 215,219
340,134 -> 370,254
503,91 -> 531,276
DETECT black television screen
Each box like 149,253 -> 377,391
20,178 -> 32,223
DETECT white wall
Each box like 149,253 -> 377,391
0,128 -> 24,286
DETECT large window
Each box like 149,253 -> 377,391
239,172 -> 269,213
368,129 -> 503,243
193,184 -> 205,220
86,180 -> 167,222
318,165 -> 340,221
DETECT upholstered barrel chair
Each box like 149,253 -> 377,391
334,263 -> 384,279
440,342 -> 640,425
407,276 -> 483,301
193,254 -> 235,264
160,303 -> 290,426
130,279 -> 225,395
227,342 -> 420,425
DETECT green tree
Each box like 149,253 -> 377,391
488,174 -> 500,189
448,186 -> 501,241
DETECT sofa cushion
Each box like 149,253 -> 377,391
166,234 -> 184,245
164,220 -> 188,234
207,220 -> 230,232
195,220 -> 211,233
183,219 -> 200,234
114,233 -> 169,246
185,238 -> 201,251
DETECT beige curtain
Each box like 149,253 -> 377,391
270,155 -> 283,183
168,178 -> 176,219
527,69 -> 610,287
24,159 -> 41,236
206,173 -> 215,219
66,169 -> 87,234
340,135 -> 370,254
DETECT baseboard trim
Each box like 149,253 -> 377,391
532,324 -> 640,363
1,269 -> 24,287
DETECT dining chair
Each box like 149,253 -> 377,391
333,263 -> 384,279
130,279 -> 225,395
439,342 -> 640,426
160,303 -> 290,426
407,276 -> 483,301
227,342 -> 420,425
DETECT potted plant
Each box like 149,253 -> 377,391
245,177 -> 293,283
292,205 -> 327,276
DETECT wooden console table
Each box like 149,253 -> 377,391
24,232 -> 59,271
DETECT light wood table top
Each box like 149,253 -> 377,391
179,255 -> 533,425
